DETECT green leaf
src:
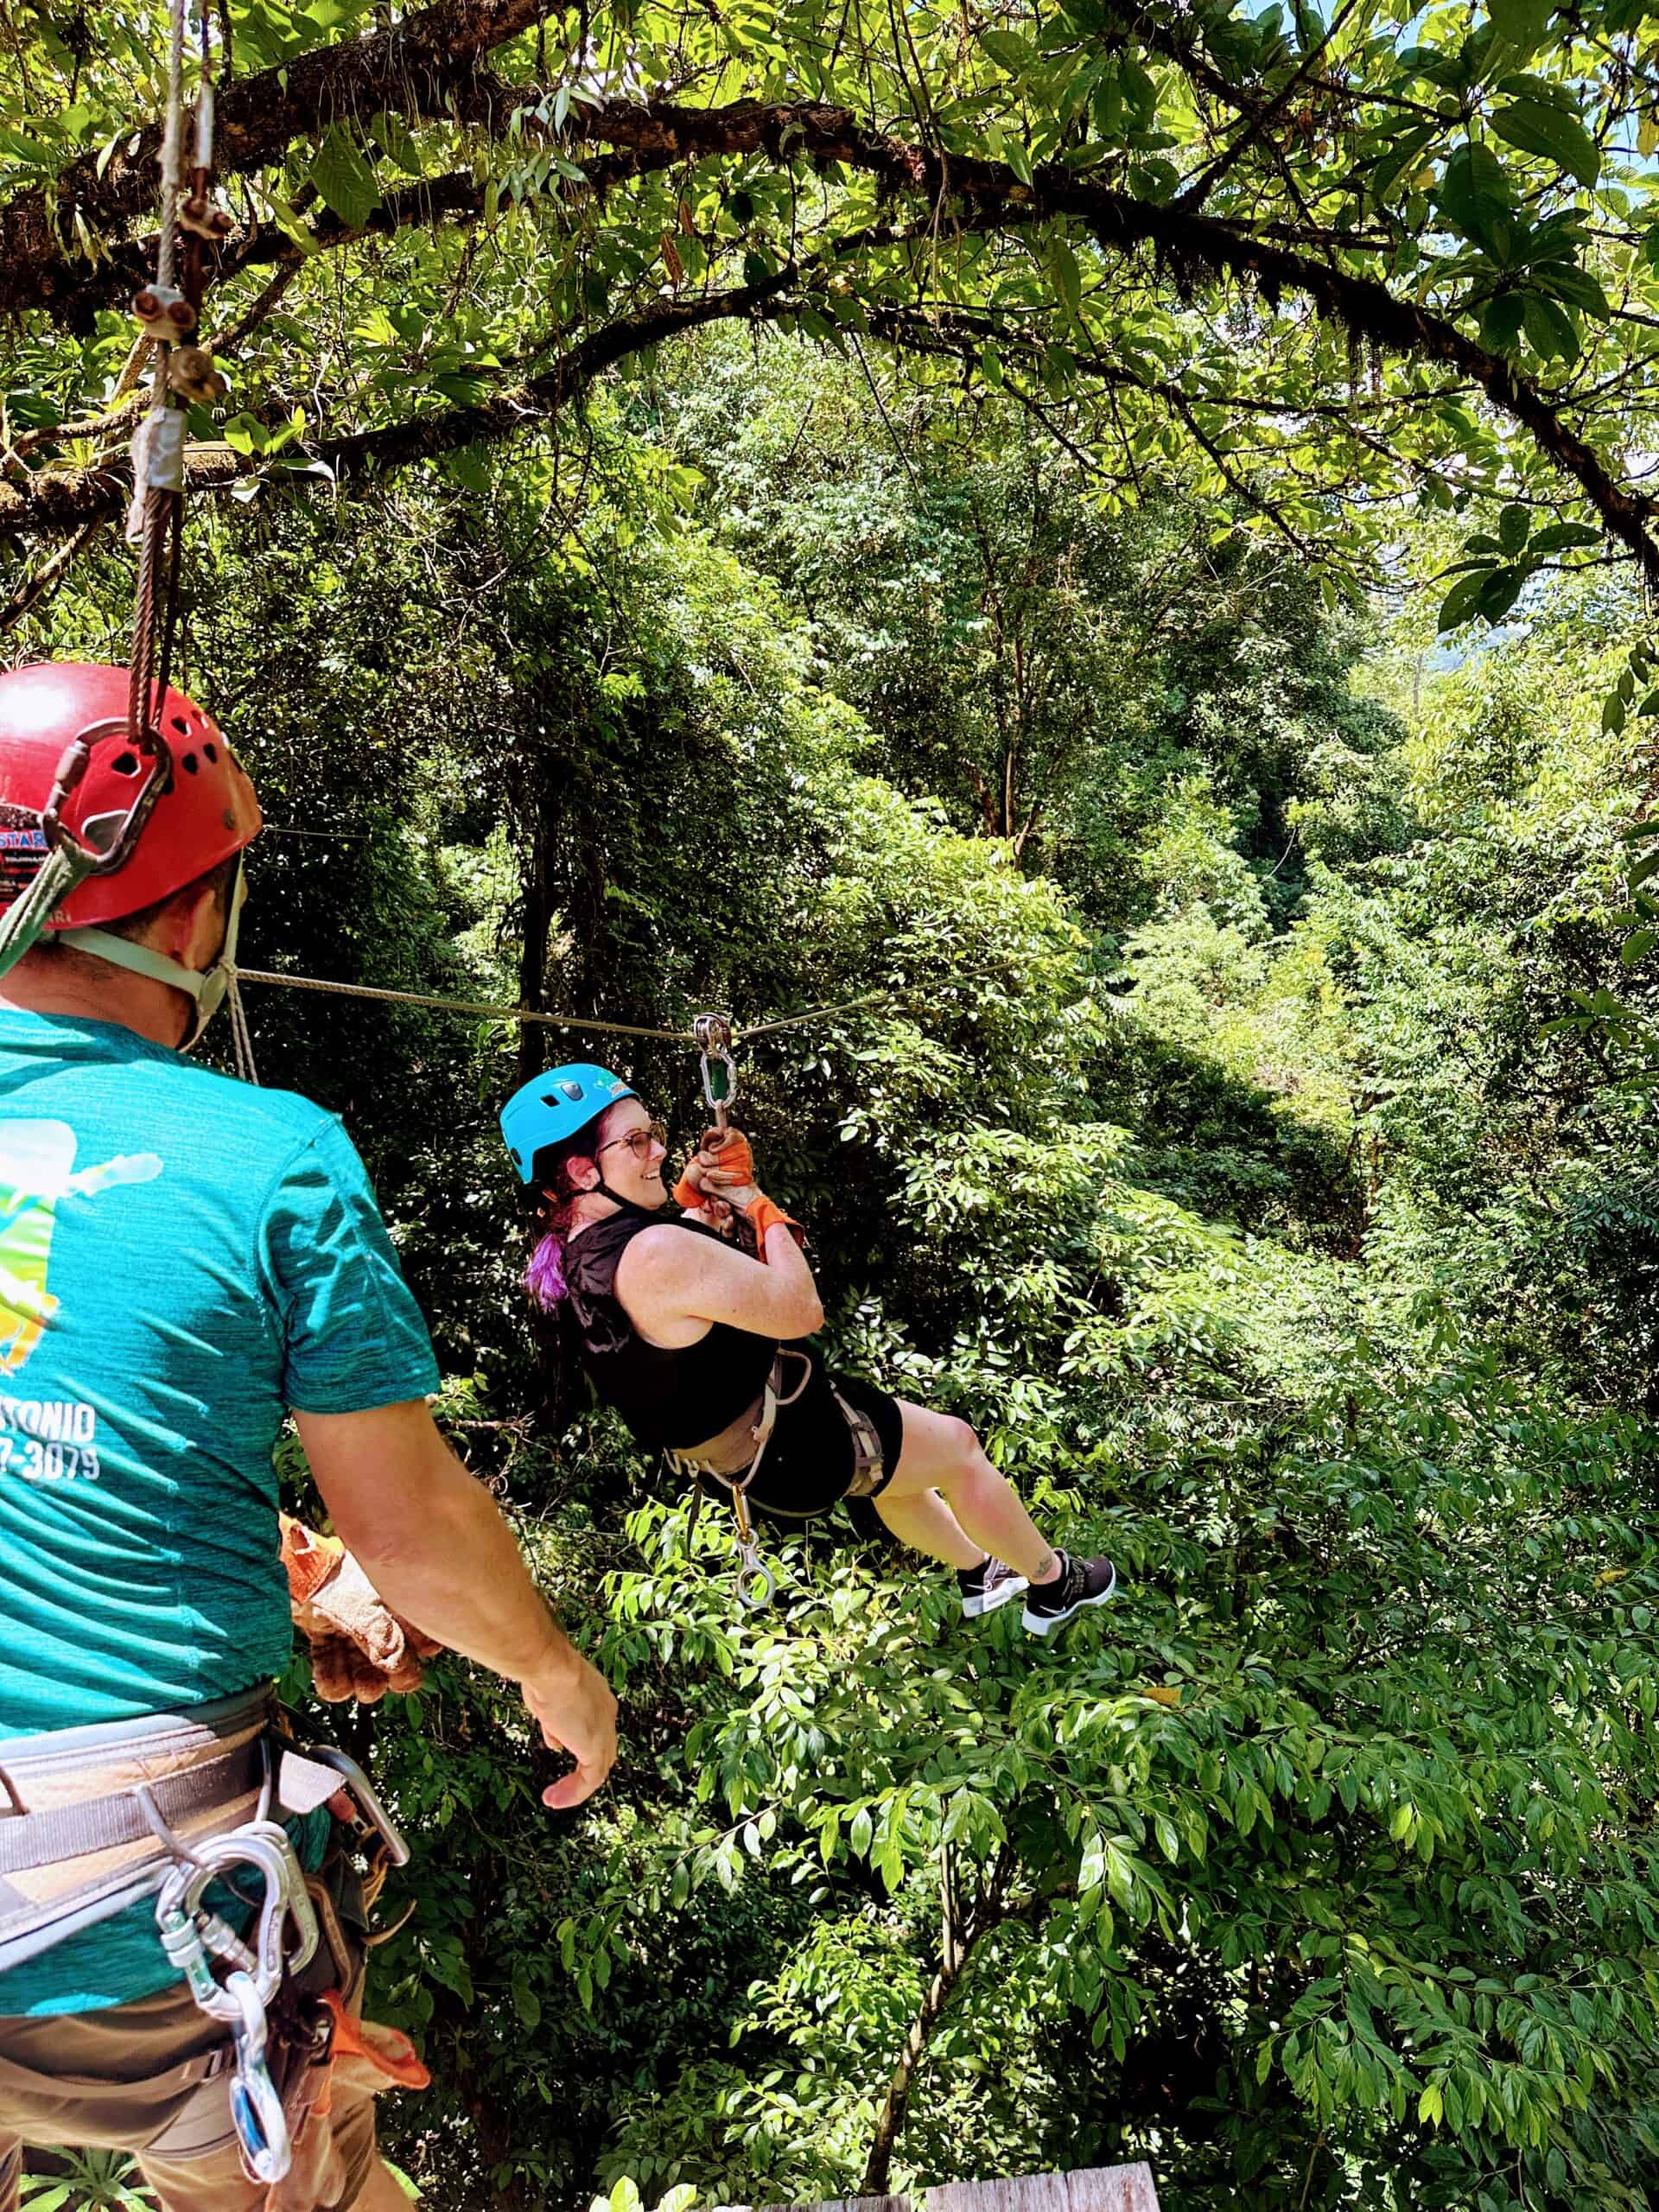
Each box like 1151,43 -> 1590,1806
1050,238 -> 1083,321
981,29 -> 1037,76
1604,692 -> 1628,734
308,123 -> 382,229
1488,0 -> 1552,53
1529,521 -> 1601,552
1493,99 -> 1600,184
1439,566 -> 1496,631
1536,260 -> 1611,317
368,110 -> 423,176
1522,290 -> 1579,362
1474,564 -> 1525,622
1497,501 -> 1530,554
1479,293 -> 1525,352
1438,140 -> 1512,243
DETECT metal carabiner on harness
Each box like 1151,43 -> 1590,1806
156,1822 -> 320,2019
694,1011 -> 739,1135
728,1482 -> 778,1611
224,1970 -> 292,2187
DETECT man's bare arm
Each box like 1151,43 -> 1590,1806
295,1399 -> 616,1807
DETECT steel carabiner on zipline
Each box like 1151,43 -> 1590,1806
695,1011 -> 739,1135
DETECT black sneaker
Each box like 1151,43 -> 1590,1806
957,1556 -> 1029,1619
1022,1551 -> 1117,1638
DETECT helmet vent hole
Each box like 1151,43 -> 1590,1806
171,714 -> 189,734
181,752 -> 199,775
111,751 -> 139,777
203,741 -> 219,764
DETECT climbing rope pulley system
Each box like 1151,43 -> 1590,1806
0,0 -> 232,982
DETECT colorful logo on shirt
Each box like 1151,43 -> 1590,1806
0,1120 -> 163,1373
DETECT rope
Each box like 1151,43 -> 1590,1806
227,975 -> 259,1084
234,969 -> 702,1044
0,849 -> 96,980
233,970 -> 900,1048
734,990 -> 893,1039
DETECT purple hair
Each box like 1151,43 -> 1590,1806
524,1230 -> 569,1310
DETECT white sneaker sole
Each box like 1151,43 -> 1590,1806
1022,1562 -> 1118,1637
962,1574 -> 1029,1619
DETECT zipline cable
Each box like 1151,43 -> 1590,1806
235,969 -> 705,1045
234,970 -> 901,1048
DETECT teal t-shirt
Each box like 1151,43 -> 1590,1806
0,1010 -> 440,2017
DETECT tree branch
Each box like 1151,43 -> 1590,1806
858,1843 -> 1017,2198
0,0 -> 562,318
6,85 -> 1654,584
0,264 -> 810,536
0,520 -> 107,633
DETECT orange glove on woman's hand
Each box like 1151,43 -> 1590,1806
674,1128 -> 755,1208
686,1127 -> 804,1258
279,1513 -> 443,1703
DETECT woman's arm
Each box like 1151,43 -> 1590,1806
618,1218 -> 823,1342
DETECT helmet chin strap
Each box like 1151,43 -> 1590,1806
55,857 -> 246,1054
594,1173 -> 662,1217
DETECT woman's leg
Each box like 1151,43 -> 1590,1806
875,1403 -> 1061,1583
874,1481 -> 986,1570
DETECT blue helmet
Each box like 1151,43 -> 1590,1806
500,1063 -> 636,1185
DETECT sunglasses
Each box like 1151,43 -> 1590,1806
594,1119 -> 668,1162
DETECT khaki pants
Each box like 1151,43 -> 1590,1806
0,1977 -> 379,2212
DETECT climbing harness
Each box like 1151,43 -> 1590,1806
0,1689 -> 411,2188
669,1348 -> 812,1609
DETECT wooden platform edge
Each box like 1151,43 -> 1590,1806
773,2160 -> 1160,2212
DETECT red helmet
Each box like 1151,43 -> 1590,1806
0,662 -> 261,929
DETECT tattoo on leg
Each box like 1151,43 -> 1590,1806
1033,1548 -> 1058,1582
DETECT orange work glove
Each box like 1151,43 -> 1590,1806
264,1991 -> 430,2211
279,1514 -> 443,1703
674,1127 -> 755,1207
744,1194 -> 804,1250
678,1128 -> 804,1258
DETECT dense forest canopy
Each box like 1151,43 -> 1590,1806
3,0 -> 1659,620
7,3 -> 1659,2211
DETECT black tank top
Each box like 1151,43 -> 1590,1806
564,1209 -> 779,1451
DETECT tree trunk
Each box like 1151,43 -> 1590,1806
859,1845 -> 1014,2196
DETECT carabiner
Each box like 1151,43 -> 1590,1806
694,1011 -> 739,1134
735,1541 -> 778,1611
225,1971 -> 292,2186
281,1741 -> 411,1869
41,716 -> 173,877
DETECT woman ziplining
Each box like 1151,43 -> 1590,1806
499,1060 -> 1119,1635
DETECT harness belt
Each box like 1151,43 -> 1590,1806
669,1351 -> 887,1606
0,1691 -> 413,2190
0,1687 -> 272,1974
832,1384 -> 887,1501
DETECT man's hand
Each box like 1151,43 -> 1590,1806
522,1649 -> 619,1809
280,1513 -> 443,1704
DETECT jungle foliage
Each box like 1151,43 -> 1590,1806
10,315 -> 1659,2211
6,0 -> 1659,2202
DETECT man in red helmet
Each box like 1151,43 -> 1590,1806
0,665 -> 617,2211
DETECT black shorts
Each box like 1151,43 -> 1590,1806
741,1350 -> 905,1523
